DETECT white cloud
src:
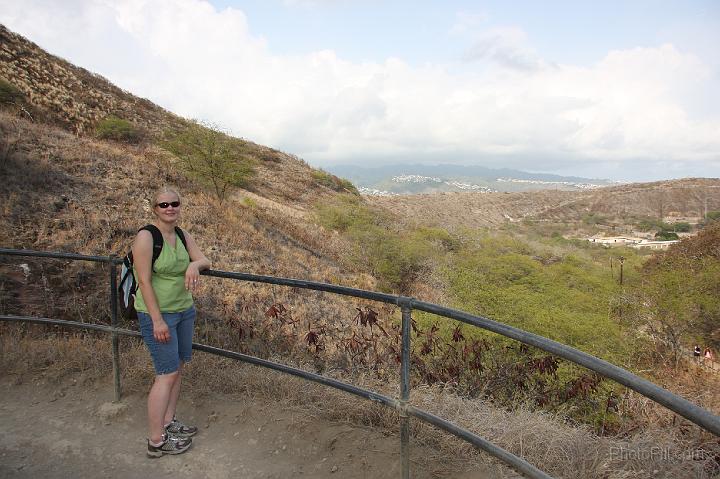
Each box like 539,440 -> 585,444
1,0 -> 718,178
450,11 -> 489,36
461,27 -> 544,71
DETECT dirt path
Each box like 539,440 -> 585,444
0,374 -> 504,479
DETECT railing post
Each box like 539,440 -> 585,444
400,302 -> 412,479
109,255 -> 121,402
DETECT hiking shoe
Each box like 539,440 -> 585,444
165,417 -> 198,438
147,433 -> 192,458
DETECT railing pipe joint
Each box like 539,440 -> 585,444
396,296 -> 415,309
398,399 -> 409,418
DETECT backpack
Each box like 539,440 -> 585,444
118,224 -> 187,319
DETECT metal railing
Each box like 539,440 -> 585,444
1,247 -> 719,479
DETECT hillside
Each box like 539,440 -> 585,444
366,178 -> 720,231
625,222 -> 720,350
326,163 -> 615,194
0,26 -> 392,441
0,24 -> 354,207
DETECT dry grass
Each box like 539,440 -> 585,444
2,330 -> 718,479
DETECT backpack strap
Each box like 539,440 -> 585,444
137,225 -> 188,269
139,224 -> 165,267
174,226 -> 188,252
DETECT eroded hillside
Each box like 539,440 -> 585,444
367,178 -> 720,231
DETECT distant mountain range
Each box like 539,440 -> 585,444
325,163 -> 617,195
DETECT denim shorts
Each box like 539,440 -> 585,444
138,306 -> 196,375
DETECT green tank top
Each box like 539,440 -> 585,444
134,237 -> 194,313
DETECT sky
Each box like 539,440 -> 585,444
1,0 -> 719,181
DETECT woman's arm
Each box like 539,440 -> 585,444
181,229 -> 211,291
132,230 -> 170,343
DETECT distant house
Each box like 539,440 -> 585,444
586,236 -> 680,250
588,236 -> 642,246
663,214 -> 702,224
633,240 -> 680,250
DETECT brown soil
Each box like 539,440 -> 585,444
0,372 -> 505,479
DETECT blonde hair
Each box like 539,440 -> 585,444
153,186 -> 181,206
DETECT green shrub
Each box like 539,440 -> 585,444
654,230 -> 679,240
413,226 -> 460,252
315,194 -> 375,232
315,197 -> 652,423
637,218 -> 691,233
636,217 -> 663,231
241,197 -> 257,208
254,147 -> 283,163
312,169 -> 359,194
0,78 -> 24,105
671,222 -> 691,232
95,116 -> 143,143
315,195 -> 434,292
582,213 -> 607,225
164,121 -> 256,203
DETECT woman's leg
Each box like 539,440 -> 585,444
163,362 -> 184,425
164,306 -> 196,425
148,371 -> 179,443
138,310 -> 182,443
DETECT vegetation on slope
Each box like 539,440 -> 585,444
163,120 -> 257,203
621,222 -> 720,356
312,194 -> 673,431
444,233 -> 644,363
95,115 -> 145,144
316,195 -> 645,360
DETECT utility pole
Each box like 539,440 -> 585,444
619,256 -> 625,285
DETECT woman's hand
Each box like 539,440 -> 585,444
185,262 -> 201,291
153,318 -> 170,343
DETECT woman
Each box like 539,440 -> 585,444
133,187 -> 211,457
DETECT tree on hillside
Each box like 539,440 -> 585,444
0,77 -> 34,122
95,116 -> 144,144
164,121 -> 255,203
654,230 -> 679,241
619,224 -> 720,365
0,77 -> 24,106
705,211 -> 720,223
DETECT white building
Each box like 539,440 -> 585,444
633,240 -> 680,250
586,236 -> 680,250
588,236 -> 642,246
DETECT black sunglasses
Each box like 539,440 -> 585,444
156,201 -> 181,209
